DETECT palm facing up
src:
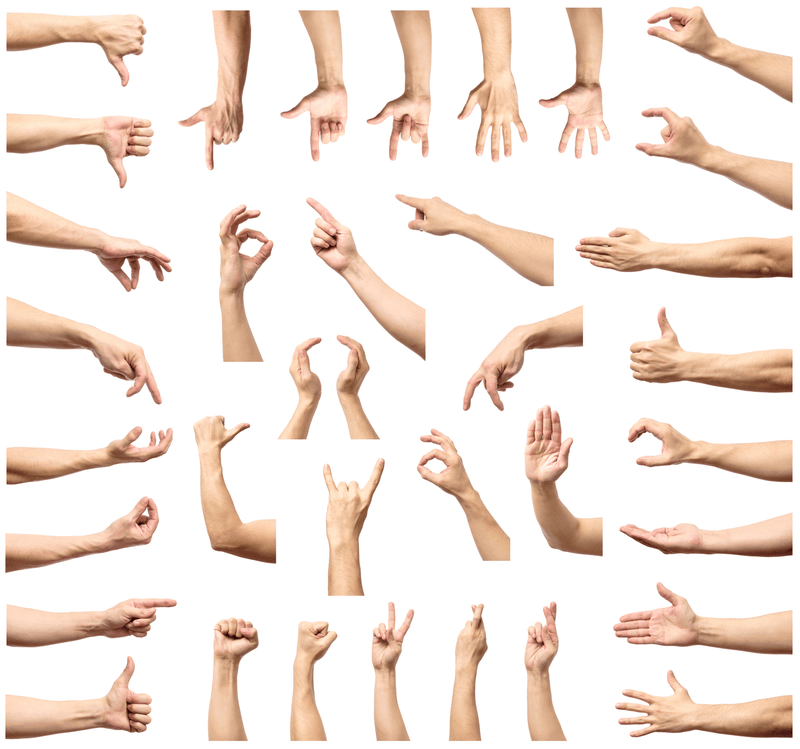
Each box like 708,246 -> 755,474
540,83 -> 610,156
615,583 -> 697,646
525,405 -> 573,482
620,523 -> 703,554
372,602 -> 414,670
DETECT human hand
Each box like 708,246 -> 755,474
539,83 -> 610,158
616,671 -> 697,737
367,94 -> 430,160
104,496 -> 160,549
576,228 -> 658,272
614,583 -> 698,646
100,657 -> 152,732
636,108 -> 711,165
99,598 -> 177,639
324,459 -> 385,546
179,99 -> 244,170
99,117 -> 153,188
218,205 -> 273,295
105,426 -> 173,464
394,194 -> 468,235
417,429 -> 475,498
307,198 -> 360,273
193,415 -> 250,454
295,621 -> 338,665
336,335 -> 369,398
92,15 -> 146,87
463,327 -> 528,410
89,330 -> 162,402
619,523 -> 704,554
647,7 -> 721,58
282,86 -> 348,162
214,617 -> 259,661
455,604 -> 488,670
459,74 -> 527,160
525,602 -> 559,673
630,308 -> 689,383
372,602 -> 415,671
525,406 -> 573,483
628,418 -> 696,467
289,338 -> 322,403
95,234 -> 171,292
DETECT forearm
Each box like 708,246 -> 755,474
566,8 -> 603,83
7,115 -> 105,153
697,147 -> 792,209
7,446 -> 111,484
706,39 -> 792,102
340,258 -> 426,359
338,395 -> 378,439
5,695 -> 106,738
701,514 -> 792,557
7,193 -> 107,250
6,531 -> 113,571
450,666 -> 481,740
391,11 -> 431,95
694,611 -> 792,654
279,398 -> 319,439
530,482 -> 602,556
209,658 -> 247,741
7,606 -> 104,647
458,214 -> 554,286
456,488 -> 511,561
199,450 -> 245,551
299,11 -> 344,87
521,307 -> 584,350
212,11 -> 250,100
679,349 -> 792,392
327,539 -> 364,596
6,14 -> 99,50
689,440 -> 792,481
690,696 -> 792,737
374,670 -> 409,741
473,8 -> 512,76
219,293 -> 262,362
290,661 -> 326,741
526,671 -> 566,741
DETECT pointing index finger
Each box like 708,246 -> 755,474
307,197 -> 336,224
642,107 -> 680,126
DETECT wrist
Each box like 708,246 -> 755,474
214,654 -> 242,669
404,70 -> 431,97
297,392 -> 322,410
198,445 -> 224,463
694,143 -> 726,172
454,212 -> 485,240
219,285 -> 246,304
526,668 -> 551,683
339,253 -> 368,282
316,63 -> 344,88
336,390 -> 361,407
90,446 -> 118,469
455,662 -> 479,680
93,528 -> 119,553
692,616 -> 717,647
686,440 -> 710,465
84,610 -> 110,638
85,697 -> 110,730
374,665 -> 398,679
293,656 -> 315,680
455,486 -> 481,508
575,64 -> 601,86
483,61 -> 512,79
328,534 -> 360,554
701,36 -> 732,64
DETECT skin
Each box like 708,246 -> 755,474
630,307 -> 791,392
279,338 -> 322,439
282,12 -> 346,162
180,12 -> 251,169
450,604 -> 487,741
525,603 -> 566,741
308,198 -> 426,358
7,194 -> 170,290
417,429 -> 510,561
396,194 -> 553,286
372,602 -> 414,741
209,617 -> 258,741
290,621 -> 338,741
218,204 -> 274,362
526,406 -> 602,556
336,335 -> 379,439
463,306 -> 583,411
6,14 -> 146,86
462,9 -> 527,160
540,9 -> 610,157
628,418 -> 792,481
193,416 -> 276,564
646,7 -> 792,101
324,459 -> 385,596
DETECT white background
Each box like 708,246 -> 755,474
3,0 -> 796,746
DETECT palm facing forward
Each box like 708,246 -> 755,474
372,602 -> 414,670
525,405 -> 573,482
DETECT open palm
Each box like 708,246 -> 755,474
540,83 -> 610,157
615,583 -> 697,646
525,405 -> 573,482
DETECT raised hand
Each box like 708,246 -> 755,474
218,205 -> 273,295
525,406 -> 573,483
627,418 -> 695,467
296,621 -> 338,664
616,671 -> 696,737
193,415 -> 250,453
539,83 -> 610,157
630,308 -> 688,382
636,108 -> 711,163
395,194 -> 467,235
368,95 -> 430,160
214,617 -> 259,661
372,602 -> 414,671
89,331 -> 161,402
619,524 -> 703,554
459,75 -> 527,160
614,584 -> 698,646
98,117 -> 153,188
417,429 -> 475,497
94,234 -> 171,291
179,100 -> 243,170
525,603 -> 559,673
106,426 -> 173,464
282,86 -> 348,162
99,598 -> 177,639
290,338 -> 322,402
104,497 -> 160,549
100,657 -> 152,732
463,328 -> 527,411
455,604 -> 488,669
93,15 -> 146,87
336,335 -> 369,397
646,7 -> 720,56
576,228 -> 657,272
307,198 -> 359,272
324,459 -> 385,545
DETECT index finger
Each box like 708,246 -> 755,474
136,598 -> 177,608
387,601 -> 396,630
463,371 -> 484,411
484,374 -> 503,410
307,197 -> 336,224
220,205 -> 247,236
395,194 -> 426,211
472,603 -> 484,624
298,337 -> 322,354
365,457 -> 385,493
322,463 -> 337,492
397,608 -> 414,637
647,7 -> 690,23
337,334 -> 366,361
205,122 -> 214,170
145,498 -> 159,526
642,107 -> 680,126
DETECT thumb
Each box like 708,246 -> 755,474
115,656 -> 135,687
657,582 -> 682,606
416,464 -> 440,485
111,158 -> 127,189
458,92 -> 478,120
281,97 -> 310,119
367,103 -> 392,125
178,110 -> 205,128
559,437 -> 574,464
636,453 -> 669,468
538,93 -> 566,109
657,307 -> 674,338
109,56 -> 130,87
408,219 -> 427,232
227,422 -> 250,441
666,670 -> 685,693
635,142 -> 665,157
121,426 -> 142,447
126,496 -> 150,519
648,26 -> 679,44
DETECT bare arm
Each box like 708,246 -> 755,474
530,482 -> 602,556
527,672 -> 566,741
694,611 -> 792,654
209,659 -> 246,741
473,8 -> 512,74
7,446 -> 110,484
8,114 -> 104,152
7,606 -> 104,646
299,11 -> 343,86
691,440 -> 792,482
692,696 -> 792,737
374,671 -> 409,741
290,661 -> 326,741
567,8 -> 603,83
392,11 -> 431,91
339,396 -> 379,439
212,12 -> 250,103
6,696 -> 107,738
450,666 -> 480,740
328,538 -> 364,596
701,147 -> 792,209
453,489 -> 511,562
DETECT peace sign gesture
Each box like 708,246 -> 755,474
372,602 -> 415,671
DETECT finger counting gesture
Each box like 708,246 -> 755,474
372,601 -> 415,671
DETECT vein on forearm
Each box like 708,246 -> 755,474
473,8 -> 513,75
212,11 -> 251,98
328,540 -> 364,595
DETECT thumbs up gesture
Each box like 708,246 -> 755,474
629,307 -> 689,383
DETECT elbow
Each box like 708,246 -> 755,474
208,529 -> 238,553
542,530 -> 568,552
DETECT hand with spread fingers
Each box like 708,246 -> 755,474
107,426 -> 174,463
614,584 -> 697,647
525,406 -> 573,483
280,338 -> 322,439
336,335 -> 379,439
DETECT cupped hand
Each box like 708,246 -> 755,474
628,418 -> 694,467
525,406 -> 573,483
94,15 -> 146,87
324,459 -> 385,544
525,602 -> 559,672
107,426 -> 173,464
616,671 -> 696,737
95,235 -> 171,291
417,429 -> 474,497
179,99 -> 244,170
576,228 -> 655,272
631,308 -> 688,382
647,7 -> 721,57
100,598 -> 177,639
395,194 -> 466,235
218,204 -> 273,295
307,198 -> 359,273
214,617 -> 259,661
459,74 -> 527,160
100,117 -> 153,188
539,83 -> 610,157
455,604 -> 488,668
105,496 -> 159,548
193,415 -> 249,452
368,94 -> 430,160
296,621 -> 338,663
619,523 -> 703,554
90,332 -> 161,402
290,338 -> 322,402
101,657 -> 152,732
636,108 -> 711,164
372,602 -> 414,671
282,86 -> 348,162
614,583 -> 697,646
463,327 -> 527,410
336,335 -> 369,397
